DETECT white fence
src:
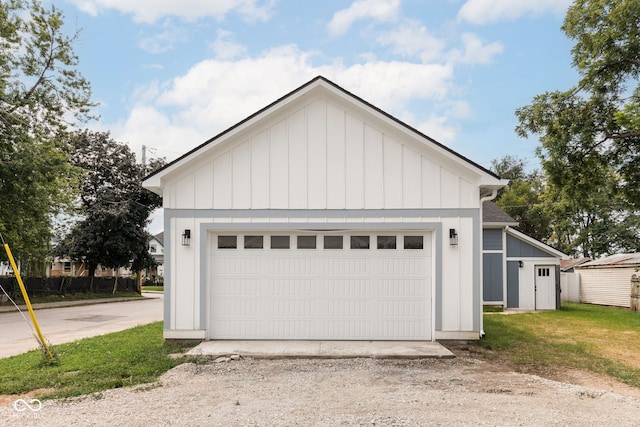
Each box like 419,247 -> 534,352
560,272 -> 580,303
562,269 -> 638,308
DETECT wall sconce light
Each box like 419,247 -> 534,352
449,228 -> 458,246
519,260 -> 524,268
182,229 -> 191,246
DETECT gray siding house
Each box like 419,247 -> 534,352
483,202 -> 567,310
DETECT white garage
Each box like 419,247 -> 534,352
142,76 -> 505,343
209,231 -> 432,340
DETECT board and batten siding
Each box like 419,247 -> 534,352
578,268 -> 635,308
164,98 -> 479,211
483,228 -> 505,304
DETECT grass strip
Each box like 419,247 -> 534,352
0,322 -> 190,400
141,286 -> 164,292
479,303 -> 640,388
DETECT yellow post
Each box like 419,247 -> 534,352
4,243 -> 54,359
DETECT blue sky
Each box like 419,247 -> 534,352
56,0 -> 576,177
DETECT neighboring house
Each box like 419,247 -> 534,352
560,257 -> 591,273
146,231 -> 165,283
142,76 -> 505,342
0,262 -> 13,276
49,259 -> 86,277
48,259 -> 131,278
575,254 -> 640,308
483,201 -> 568,310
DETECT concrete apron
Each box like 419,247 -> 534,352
186,340 -> 455,359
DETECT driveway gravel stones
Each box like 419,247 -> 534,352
2,355 -> 640,426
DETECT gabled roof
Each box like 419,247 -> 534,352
576,253 -> 640,269
483,201 -> 518,227
560,257 -> 591,272
506,226 -> 568,259
143,76 -> 504,194
150,231 -> 164,246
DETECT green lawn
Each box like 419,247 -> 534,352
479,303 -> 640,387
0,322 -> 192,400
141,286 -> 164,292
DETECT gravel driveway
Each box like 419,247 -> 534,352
3,351 -> 640,426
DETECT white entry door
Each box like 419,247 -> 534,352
535,265 -> 556,310
208,231 -> 433,340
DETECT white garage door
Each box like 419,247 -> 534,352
208,231 -> 432,340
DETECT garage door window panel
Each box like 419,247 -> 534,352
404,236 -> 423,250
218,235 -> 237,249
324,235 -> 343,249
271,235 -> 290,249
377,236 -> 396,249
297,235 -> 317,249
350,236 -> 370,249
244,235 -> 263,249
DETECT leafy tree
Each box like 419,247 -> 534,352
542,160 -> 640,258
490,155 -> 552,243
515,0 -> 640,257
55,131 -> 164,290
0,0 -> 93,273
490,155 -> 528,181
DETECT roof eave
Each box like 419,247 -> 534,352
483,222 -> 519,228
506,226 -> 569,259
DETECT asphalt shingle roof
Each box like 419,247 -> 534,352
483,201 -> 517,225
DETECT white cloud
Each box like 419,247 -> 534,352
157,45 -> 453,129
137,19 -> 188,54
457,0 -> 572,25
108,44 -> 458,161
374,21 -> 502,66
376,20 -> 446,63
210,29 -> 247,60
328,0 -> 401,37
416,114 -> 459,143
108,105 -> 205,162
67,0 -> 275,24
447,33 -> 503,64
402,100 -> 471,143
334,61 -> 453,109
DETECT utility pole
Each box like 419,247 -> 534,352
138,144 -> 147,294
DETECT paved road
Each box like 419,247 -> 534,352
0,293 -> 163,358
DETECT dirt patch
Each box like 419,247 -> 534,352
552,367 -> 640,399
450,341 -> 640,399
2,350 -> 640,426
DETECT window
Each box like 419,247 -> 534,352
538,268 -> 550,277
297,235 -> 316,249
377,236 -> 396,249
244,235 -> 263,249
271,235 -> 290,249
404,236 -> 423,249
149,244 -> 157,253
218,235 -> 237,249
350,235 -> 370,249
63,262 -> 71,272
324,235 -> 343,249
